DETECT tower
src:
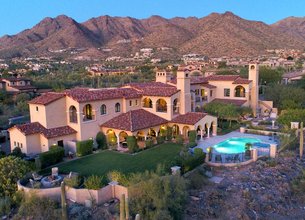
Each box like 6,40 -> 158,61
177,69 -> 191,114
248,63 -> 259,117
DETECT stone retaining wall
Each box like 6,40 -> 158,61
17,181 -> 128,205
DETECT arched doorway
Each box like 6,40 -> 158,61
136,131 -> 146,148
172,124 -> 180,137
119,131 -> 128,148
173,98 -> 179,114
83,104 -> 93,121
106,129 -> 117,148
234,85 -> 246,97
143,98 -> 153,108
182,126 -> 190,139
69,105 -> 78,123
196,125 -> 202,140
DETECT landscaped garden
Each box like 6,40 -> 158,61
55,143 -> 182,176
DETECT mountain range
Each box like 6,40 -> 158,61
0,12 -> 305,58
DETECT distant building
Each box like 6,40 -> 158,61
0,78 -> 37,94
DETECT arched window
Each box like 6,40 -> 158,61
143,98 -> 153,108
83,104 -> 93,121
115,103 -> 121,113
235,85 -> 246,97
156,99 -> 167,112
100,104 -> 107,115
69,106 -> 77,123
173,98 -> 178,114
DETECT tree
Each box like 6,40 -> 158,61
96,132 -> 107,149
0,156 -> 31,197
278,109 -> 305,129
259,67 -> 284,85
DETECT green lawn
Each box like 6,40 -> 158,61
56,143 -> 181,177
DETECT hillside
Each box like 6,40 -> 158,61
0,12 -> 304,58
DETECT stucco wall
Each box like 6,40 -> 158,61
30,104 -> 47,127
45,97 -> 67,129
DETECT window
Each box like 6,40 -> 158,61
36,106 -> 39,112
115,103 -> 121,112
129,100 -> 132,106
100,104 -> 107,115
83,104 -> 94,121
20,143 -> 23,148
136,100 -> 138,106
224,89 -> 230,97
156,99 -> 167,112
173,98 -> 178,113
201,89 -> 205,97
14,141 -> 16,147
143,98 -> 153,108
195,89 -> 199,96
210,90 -> 213,97
69,106 -> 78,123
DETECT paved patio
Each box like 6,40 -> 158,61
196,131 -> 277,153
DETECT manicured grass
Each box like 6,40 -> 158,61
56,143 -> 181,177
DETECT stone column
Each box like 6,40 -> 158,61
212,123 -> 217,136
117,135 -> 120,149
252,149 -> 258,161
270,144 -> 277,158
207,126 -> 210,138
200,129 -> 203,140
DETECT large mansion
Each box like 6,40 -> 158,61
9,63 -> 274,155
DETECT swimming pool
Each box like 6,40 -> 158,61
213,137 -> 265,154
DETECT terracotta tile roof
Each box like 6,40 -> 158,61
65,88 -> 142,102
232,77 -> 252,84
171,112 -> 208,125
169,77 -> 209,85
43,126 -> 77,139
28,93 -> 65,105
206,75 -> 240,81
1,77 -> 31,82
202,84 -> 217,89
125,82 -> 179,97
101,109 -> 168,132
11,122 -> 76,138
211,98 -> 247,106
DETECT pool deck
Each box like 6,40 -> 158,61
196,131 -> 277,153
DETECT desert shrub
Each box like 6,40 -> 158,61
188,170 -> 209,189
76,139 -> 93,157
176,150 -> 206,173
291,169 -> 305,202
188,130 -> 197,143
96,132 -> 107,150
156,136 -> 165,145
107,170 -> 128,186
84,175 -> 104,190
126,136 -> 139,153
10,147 -> 26,158
0,197 -> 11,216
175,135 -> 184,144
128,172 -> 187,219
39,146 -> 65,168
145,139 -> 154,148
64,175 -> 82,188
16,195 -> 60,220
0,150 -> 5,159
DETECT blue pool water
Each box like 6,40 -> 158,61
213,137 -> 265,154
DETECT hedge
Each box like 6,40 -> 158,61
157,136 -> 165,145
39,146 -> 65,168
76,139 -> 93,157
96,132 -> 107,150
166,126 -> 173,141
127,136 -> 139,153
186,142 -> 197,148
188,130 -> 197,143
145,139 -> 154,148
175,135 -> 184,144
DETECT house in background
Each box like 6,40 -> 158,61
0,77 -> 37,94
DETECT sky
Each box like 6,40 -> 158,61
0,0 -> 304,37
